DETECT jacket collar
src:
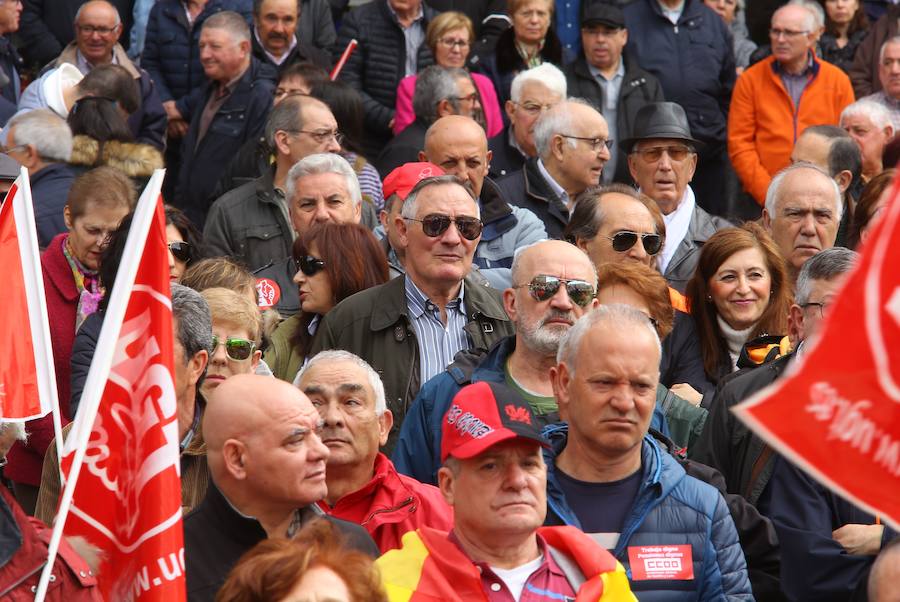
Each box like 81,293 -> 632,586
479,177 -> 516,241
523,158 -> 570,225
320,453 -> 418,526
647,0 -> 703,23
666,203 -> 721,273
55,41 -> 140,79
42,233 -> 80,302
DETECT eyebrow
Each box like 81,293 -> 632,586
302,384 -> 325,396
338,383 -> 365,395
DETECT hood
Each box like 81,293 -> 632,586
737,334 -> 791,370
70,136 -> 164,177
43,63 -> 84,117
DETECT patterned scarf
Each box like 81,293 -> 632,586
61,234 -> 103,332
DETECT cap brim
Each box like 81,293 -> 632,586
443,427 -> 550,462
619,134 -> 706,154
582,18 -> 624,29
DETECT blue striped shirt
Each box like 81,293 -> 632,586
405,277 -> 471,385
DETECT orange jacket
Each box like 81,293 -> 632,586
728,55 -> 855,205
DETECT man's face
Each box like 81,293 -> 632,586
770,6 -> 816,67
842,113 -> 892,176
552,105 -> 610,192
379,194 -> 405,254
290,172 -> 361,236
579,193 -> 658,268
792,275 -> 847,344
301,359 -> 391,473
396,183 -> 480,289
256,0 -> 297,57
199,27 -> 248,83
171,326 -> 207,415
202,321 -> 260,397
628,139 -> 697,214
274,74 -> 312,105
552,324 -> 660,460
879,41 -> 900,100
764,169 -> 840,275
284,103 -> 341,161
0,0 -> 23,35
423,122 -> 489,198
581,24 -> 627,71
439,439 -> 547,540
75,1 -> 121,65
388,0 -> 421,12
506,81 -> 562,157
450,76 -> 481,120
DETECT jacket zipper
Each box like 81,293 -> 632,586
361,496 -> 415,526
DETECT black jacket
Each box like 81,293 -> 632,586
0,36 -> 22,126
175,57 -> 277,227
375,119 -> 428,178
250,30 -> 332,73
660,310 -> 714,395
426,0 -> 508,39
32,162 -> 76,248
254,257 -> 301,317
184,481 -> 379,602
563,53 -> 665,184
213,135 -> 271,198
495,157 -> 570,239
664,202 -> 732,293
488,126 -> 526,180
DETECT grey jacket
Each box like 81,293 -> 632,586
665,203 -> 733,293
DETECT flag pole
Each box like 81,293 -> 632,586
34,170 -> 166,602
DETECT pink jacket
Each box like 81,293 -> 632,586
394,72 -> 504,137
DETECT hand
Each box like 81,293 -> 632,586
832,523 -> 884,555
388,117 -> 395,129
670,383 -> 703,407
163,100 -> 183,122
167,119 -> 188,139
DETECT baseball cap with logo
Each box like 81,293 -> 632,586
382,162 -> 445,202
440,381 -> 550,462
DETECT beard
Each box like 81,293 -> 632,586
516,309 -> 575,356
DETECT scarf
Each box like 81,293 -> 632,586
717,314 -> 754,372
61,234 -> 103,332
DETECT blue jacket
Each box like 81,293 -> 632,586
622,0 -> 736,145
32,162 -> 76,248
142,0 -> 253,104
543,424 -> 753,601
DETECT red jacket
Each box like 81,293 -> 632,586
728,54 -> 855,205
6,233 -> 77,486
320,453 -> 453,553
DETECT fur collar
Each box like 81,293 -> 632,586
70,135 -> 164,178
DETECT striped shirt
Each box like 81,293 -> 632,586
405,277 -> 470,385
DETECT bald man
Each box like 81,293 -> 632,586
183,374 -> 378,602
394,240 -> 599,485
420,116 -> 547,289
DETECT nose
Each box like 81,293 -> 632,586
658,151 -> 674,170
549,283 -> 575,310
736,274 -> 751,294
211,341 -> 227,365
599,143 -> 611,160
320,401 -> 344,427
609,384 -> 637,413
167,247 -> 176,273
502,461 -> 529,490
440,219 -> 463,245
293,268 -> 305,286
313,202 -> 331,223
325,136 -> 341,153
628,239 -> 649,262
799,212 -> 817,235
309,431 -> 330,462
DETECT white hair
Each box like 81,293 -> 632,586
556,304 -> 660,375
764,162 -> 843,221
0,421 -> 27,442
8,109 -> 73,162
286,152 -> 361,207
510,63 -> 567,103
532,98 -> 597,159
785,0 -> 823,31
880,35 -> 900,65
840,99 -> 895,132
298,350 -> 387,415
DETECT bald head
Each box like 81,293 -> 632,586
511,239 -> 598,288
75,0 -> 122,65
421,116 -> 490,198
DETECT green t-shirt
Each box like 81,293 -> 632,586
504,358 -> 558,416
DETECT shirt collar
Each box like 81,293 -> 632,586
587,58 -> 625,82
774,51 -> 815,76
536,158 -> 569,206
75,48 -> 117,74
254,26 -> 298,65
405,275 -> 465,319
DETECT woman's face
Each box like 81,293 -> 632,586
703,0 -> 737,25
293,242 -> 334,316
708,247 -> 773,331
278,566 -> 350,602
512,0 -> 551,46
825,0 -> 858,26
201,320 -> 260,398
434,26 -> 471,68
166,224 -> 188,282
64,203 -> 129,271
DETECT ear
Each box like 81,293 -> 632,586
378,409 -> 394,447
395,212 -> 410,248
222,439 -> 247,480
239,39 -> 251,55
549,363 -> 571,421
484,149 -> 493,175
437,466 -> 456,506
834,170 -> 852,194
505,99 -> 516,122
886,125 -> 895,140
503,287 -> 518,322
437,99 -> 453,118
417,150 -> 427,162
627,154 -> 639,183
762,208 -> 772,232
250,349 -> 262,371
686,152 -> 698,182
379,208 -> 390,231
788,303 -> 804,347
551,134 -> 566,161
63,205 -> 73,230
188,350 -> 208,388
621,29 -> 628,45
273,130 -> 293,157
574,236 -> 589,253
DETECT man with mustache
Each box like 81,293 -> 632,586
393,239 -> 599,485
297,350 -> 453,553
250,0 -> 330,70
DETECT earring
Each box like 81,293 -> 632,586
707,295 -> 712,302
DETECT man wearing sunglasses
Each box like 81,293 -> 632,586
311,175 -> 513,452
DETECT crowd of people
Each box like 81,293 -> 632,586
0,0 -> 899,599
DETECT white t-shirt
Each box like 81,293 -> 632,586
489,554 -> 544,601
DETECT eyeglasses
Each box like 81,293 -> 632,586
581,27 -> 624,38
632,145 -> 693,163
605,231 -> 663,255
294,129 -> 344,146
514,275 -> 596,307
405,213 -> 483,240
0,143 -> 26,155
560,134 -> 614,152
76,24 -> 118,36
295,254 -> 326,276
439,37 -> 469,49
211,335 -> 257,361
801,301 -> 831,318
450,92 -> 480,104
168,241 -> 192,263
515,101 -> 556,115
769,28 -> 810,39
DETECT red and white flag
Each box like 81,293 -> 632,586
735,173 -> 900,530
0,169 -> 59,422
37,171 -> 186,602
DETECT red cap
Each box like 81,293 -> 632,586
382,162 -> 445,201
440,381 -> 550,463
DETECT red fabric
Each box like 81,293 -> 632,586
5,233 -> 76,486
394,72 -> 505,137
0,486 -> 102,601
320,453 -> 453,552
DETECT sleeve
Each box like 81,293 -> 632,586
508,205 -> 548,247
141,5 -> 173,103
311,0 -> 337,52
392,379 -> 442,485
19,0 -> 63,69
175,85 -> 203,125
849,27 -> 878,99
69,314 -> 102,418
136,72 -> 168,150
704,491 -> 754,601
727,72 -> 771,205
718,26 -> 737,120
474,74 -> 504,138
202,199 -> 236,259
393,76 -> 415,135
244,88 -> 274,142
662,312 -> 714,395
34,435 -> 62,524
688,383 -> 736,487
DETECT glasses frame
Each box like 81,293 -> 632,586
438,37 -> 470,49
513,275 -> 596,307
292,129 -> 345,146
559,134 -> 614,152
801,301 -> 830,318
405,213 -> 484,241
631,145 -> 694,163
211,335 -> 257,362
769,28 -> 810,39
168,241 -> 192,263
296,255 -> 326,277
604,231 -> 663,255
76,24 -> 119,36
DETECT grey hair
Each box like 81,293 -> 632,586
785,0 -> 822,30
264,95 -> 308,149
286,152 -> 361,207
880,35 -> 900,65
764,162 -> 843,222
74,0 -> 121,27
533,98 -> 596,159
298,350 -> 387,415
0,421 -> 27,442
840,99 -> 895,132
413,66 -> 465,125
556,304 -> 660,375
202,10 -> 251,42
400,174 -> 479,219
171,283 -> 213,361
510,63 -> 567,102
794,247 -> 858,305
7,109 -> 73,162
509,240 -> 597,287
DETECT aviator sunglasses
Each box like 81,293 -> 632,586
211,335 -> 256,361
605,231 -> 662,255
168,241 -> 192,262
405,213 -> 484,241
514,275 -> 596,307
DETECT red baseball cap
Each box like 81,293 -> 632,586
440,381 -> 550,463
382,162 -> 445,201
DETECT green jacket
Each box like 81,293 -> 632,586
264,313 -> 306,383
310,274 -> 514,451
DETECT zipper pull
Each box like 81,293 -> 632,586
674,24 -> 679,34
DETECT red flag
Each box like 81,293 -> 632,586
56,185 -> 186,601
735,174 -> 900,529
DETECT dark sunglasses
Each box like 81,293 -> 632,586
605,231 -> 662,255
514,275 -> 596,307
295,255 -> 326,276
211,335 -> 256,361
168,241 -> 192,263
406,213 -> 483,241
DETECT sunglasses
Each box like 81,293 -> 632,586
211,335 -> 256,361
295,255 -> 326,276
605,231 -> 663,255
168,241 -> 192,263
514,275 -> 596,307
632,145 -> 693,163
406,214 -> 483,241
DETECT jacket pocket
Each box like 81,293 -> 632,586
208,110 -> 246,139
241,224 -> 289,268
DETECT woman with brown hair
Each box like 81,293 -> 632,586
265,222 -> 389,383
686,222 -> 792,385
848,168 -> 896,249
